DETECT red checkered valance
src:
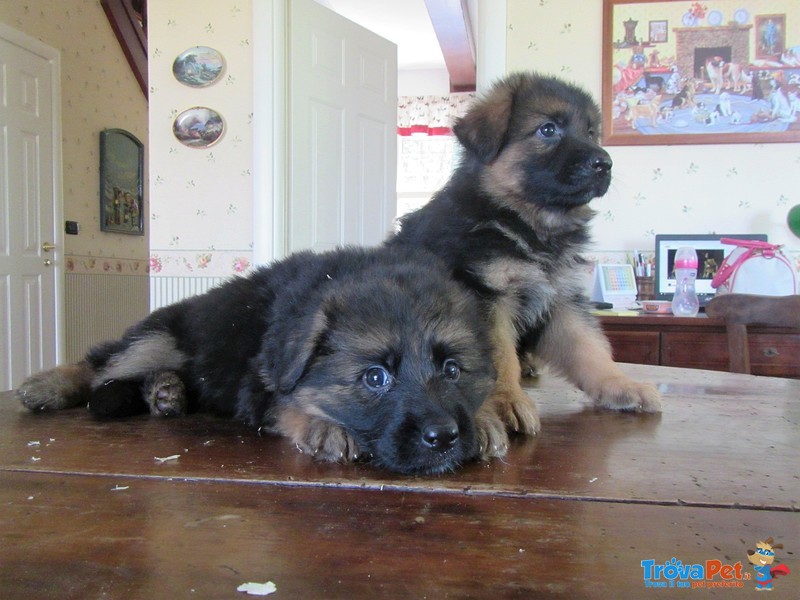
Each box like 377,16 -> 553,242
397,93 -> 475,136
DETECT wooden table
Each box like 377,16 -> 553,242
1,364 -> 797,598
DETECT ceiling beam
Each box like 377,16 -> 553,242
101,0 -> 148,98
423,0 -> 476,92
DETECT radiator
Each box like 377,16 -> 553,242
65,273 -> 150,363
64,274 -> 227,364
149,275 -> 226,310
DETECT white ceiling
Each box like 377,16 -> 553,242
316,0 -> 446,70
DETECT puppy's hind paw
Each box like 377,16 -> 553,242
593,377 -> 662,413
144,371 -> 187,417
16,363 -> 93,412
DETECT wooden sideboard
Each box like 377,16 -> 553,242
597,313 -> 800,378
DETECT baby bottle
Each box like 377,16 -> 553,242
671,247 -> 699,317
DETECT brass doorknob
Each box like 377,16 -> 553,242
42,242 -> 56,252
43,259 -> 52,267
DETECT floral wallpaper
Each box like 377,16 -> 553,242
8,1 -> 795,284
0,0 -> 149,274
505,0 -> 800,273
148,1 -> 254,279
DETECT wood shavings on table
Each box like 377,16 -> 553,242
154,454 -> 181,463
237,581 -> 277,596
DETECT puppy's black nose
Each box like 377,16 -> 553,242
591,154 -> 613,174
422,421 -> 459,451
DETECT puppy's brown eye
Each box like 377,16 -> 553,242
363,366 -> 392,390
538,122 -> 557,138
442,359 -> 460,381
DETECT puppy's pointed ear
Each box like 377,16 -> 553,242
453,77 -> 518,163
272,307 -> 331,395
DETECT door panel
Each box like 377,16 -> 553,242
288,0 -> 397,253
0,27 -> 62,390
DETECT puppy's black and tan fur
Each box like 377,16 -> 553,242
389,72 -> 661,455
17,247 -> 496,474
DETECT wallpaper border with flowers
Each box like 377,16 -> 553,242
149,250 -> 251,277
65,254 -> 150,276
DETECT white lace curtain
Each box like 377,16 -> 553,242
397,93 -> 475,136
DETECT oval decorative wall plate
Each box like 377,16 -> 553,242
172,46 -> 225,88
706,10 -> 723,26
172,107 -> 224,148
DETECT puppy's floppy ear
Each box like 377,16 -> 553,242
453,76 -> 518,163
271,307 -> 331,395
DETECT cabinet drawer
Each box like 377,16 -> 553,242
605,331 -> 660,365
661,332 -> 729,371
748,333 -> 800,377
662,332 -> 800,376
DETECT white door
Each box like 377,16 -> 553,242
287,0 -> 398,253
0,25 -> 64,391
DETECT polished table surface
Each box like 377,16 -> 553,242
1,364 -> 797,598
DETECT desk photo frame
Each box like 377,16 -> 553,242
654,233 -> 767,304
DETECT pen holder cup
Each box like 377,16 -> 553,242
636,276 -> 655,301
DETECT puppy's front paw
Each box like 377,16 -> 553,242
17,363 -> 92,411
492,387 -> 541,436
592,377 -> 662,413
302,420 -> 361,463
475,405 -> 509,459
144,371 -> 187,417
276,408 -> 360,463
475,386 -> 541,460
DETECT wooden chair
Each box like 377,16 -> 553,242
705,294 -> 800,374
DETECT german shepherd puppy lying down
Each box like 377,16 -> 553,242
388,72 -> 662,456
17,247 -> 496,474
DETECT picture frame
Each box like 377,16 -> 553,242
100,129 -> 144,236
754,14 -> 785,59
653,233 -> 767,305
602,0 -> 800,146
648,20 -> 668,44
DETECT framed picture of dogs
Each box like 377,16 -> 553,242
99,129 -> 145,235
602,0 -> 800,145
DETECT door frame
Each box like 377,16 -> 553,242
252,0 -> 506,265
252,0 -> 288,264
0,22 -> 66,374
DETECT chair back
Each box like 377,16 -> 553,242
705,294 -> 800,373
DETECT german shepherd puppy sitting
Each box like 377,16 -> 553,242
388,72 -> 662,456
17,247 -> 496,474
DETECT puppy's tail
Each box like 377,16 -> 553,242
17,362 -> 94,412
